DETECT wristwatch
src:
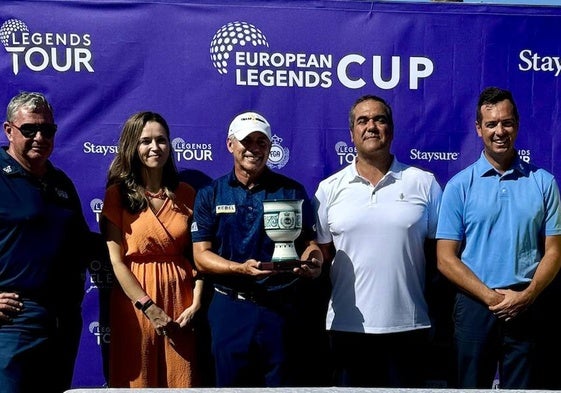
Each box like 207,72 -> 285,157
134,295 -> 153,312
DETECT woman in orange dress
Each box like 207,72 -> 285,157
100,111 -> 202,387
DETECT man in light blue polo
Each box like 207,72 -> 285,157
436,86 -> 561,389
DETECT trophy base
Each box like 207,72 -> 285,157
260,260 -> 316,271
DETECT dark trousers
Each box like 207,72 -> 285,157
0,299 -> 55,393
453,291 -> 535,389
329,329 -> 429,387
208,289 -> 291,387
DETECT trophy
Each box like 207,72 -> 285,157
262,199 -> 304,270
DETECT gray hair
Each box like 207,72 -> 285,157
6,91 -> 54,122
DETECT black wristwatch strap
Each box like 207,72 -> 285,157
134,296 -> 153,312
139,299 -> 154,313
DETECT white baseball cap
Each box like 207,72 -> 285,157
228,111 -> 272,141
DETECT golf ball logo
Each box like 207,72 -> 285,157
210,21 -> 269,74
0,19 -> 28,47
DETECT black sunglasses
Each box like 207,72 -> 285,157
10,122 -> 58,139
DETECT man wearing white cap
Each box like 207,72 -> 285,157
192,111 -> 323,387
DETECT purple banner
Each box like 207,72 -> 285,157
1,0 -> 561,387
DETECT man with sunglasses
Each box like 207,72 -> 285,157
0,91 -> 91,392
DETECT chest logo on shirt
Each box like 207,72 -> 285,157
216,205 -> 236,214
55,187 -> 69,200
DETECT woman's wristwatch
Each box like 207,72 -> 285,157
134,295 -> 154,313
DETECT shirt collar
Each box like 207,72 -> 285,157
350,154 -> 403,184
227,166 -> 273,189
0,147 -> 25,176
0,146 -> 54,177
475,150 -> 529,177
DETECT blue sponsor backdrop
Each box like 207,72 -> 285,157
1,0 -> 561,387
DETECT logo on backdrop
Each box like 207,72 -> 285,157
334,142 -> 466,166
267,135 -> 290,169
519,50 -> 561,77
90,198 -> 104,223
171,134 -> 290,168
0,18 -> 94,75
209,21 -> 434,89
409,149 -> 459,162
518,149 -> 531,163
172,138 -> 213,163
210,21 -> 269,75
87,257 -> 114,294
89,321 -> 111,345
83,142 -> 118,156
335,141 -> 357,166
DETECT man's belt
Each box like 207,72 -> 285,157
214,285 -> 281,305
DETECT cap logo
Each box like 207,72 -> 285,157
240,115 -> 266,124
228,111 -> 271,141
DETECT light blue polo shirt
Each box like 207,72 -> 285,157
436,152 -> 561,288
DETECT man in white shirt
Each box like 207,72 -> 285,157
314,94 -> 442,387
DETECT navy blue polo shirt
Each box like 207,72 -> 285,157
192,168 -> 316,292
0,147 -> 88,299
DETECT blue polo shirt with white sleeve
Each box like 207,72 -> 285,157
436,152 -> 561,289
191,167 -> 316,293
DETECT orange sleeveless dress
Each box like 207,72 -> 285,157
102,182 -> 199,387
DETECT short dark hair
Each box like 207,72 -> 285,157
476,87 -> 519,125
349,94 -> 393,130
